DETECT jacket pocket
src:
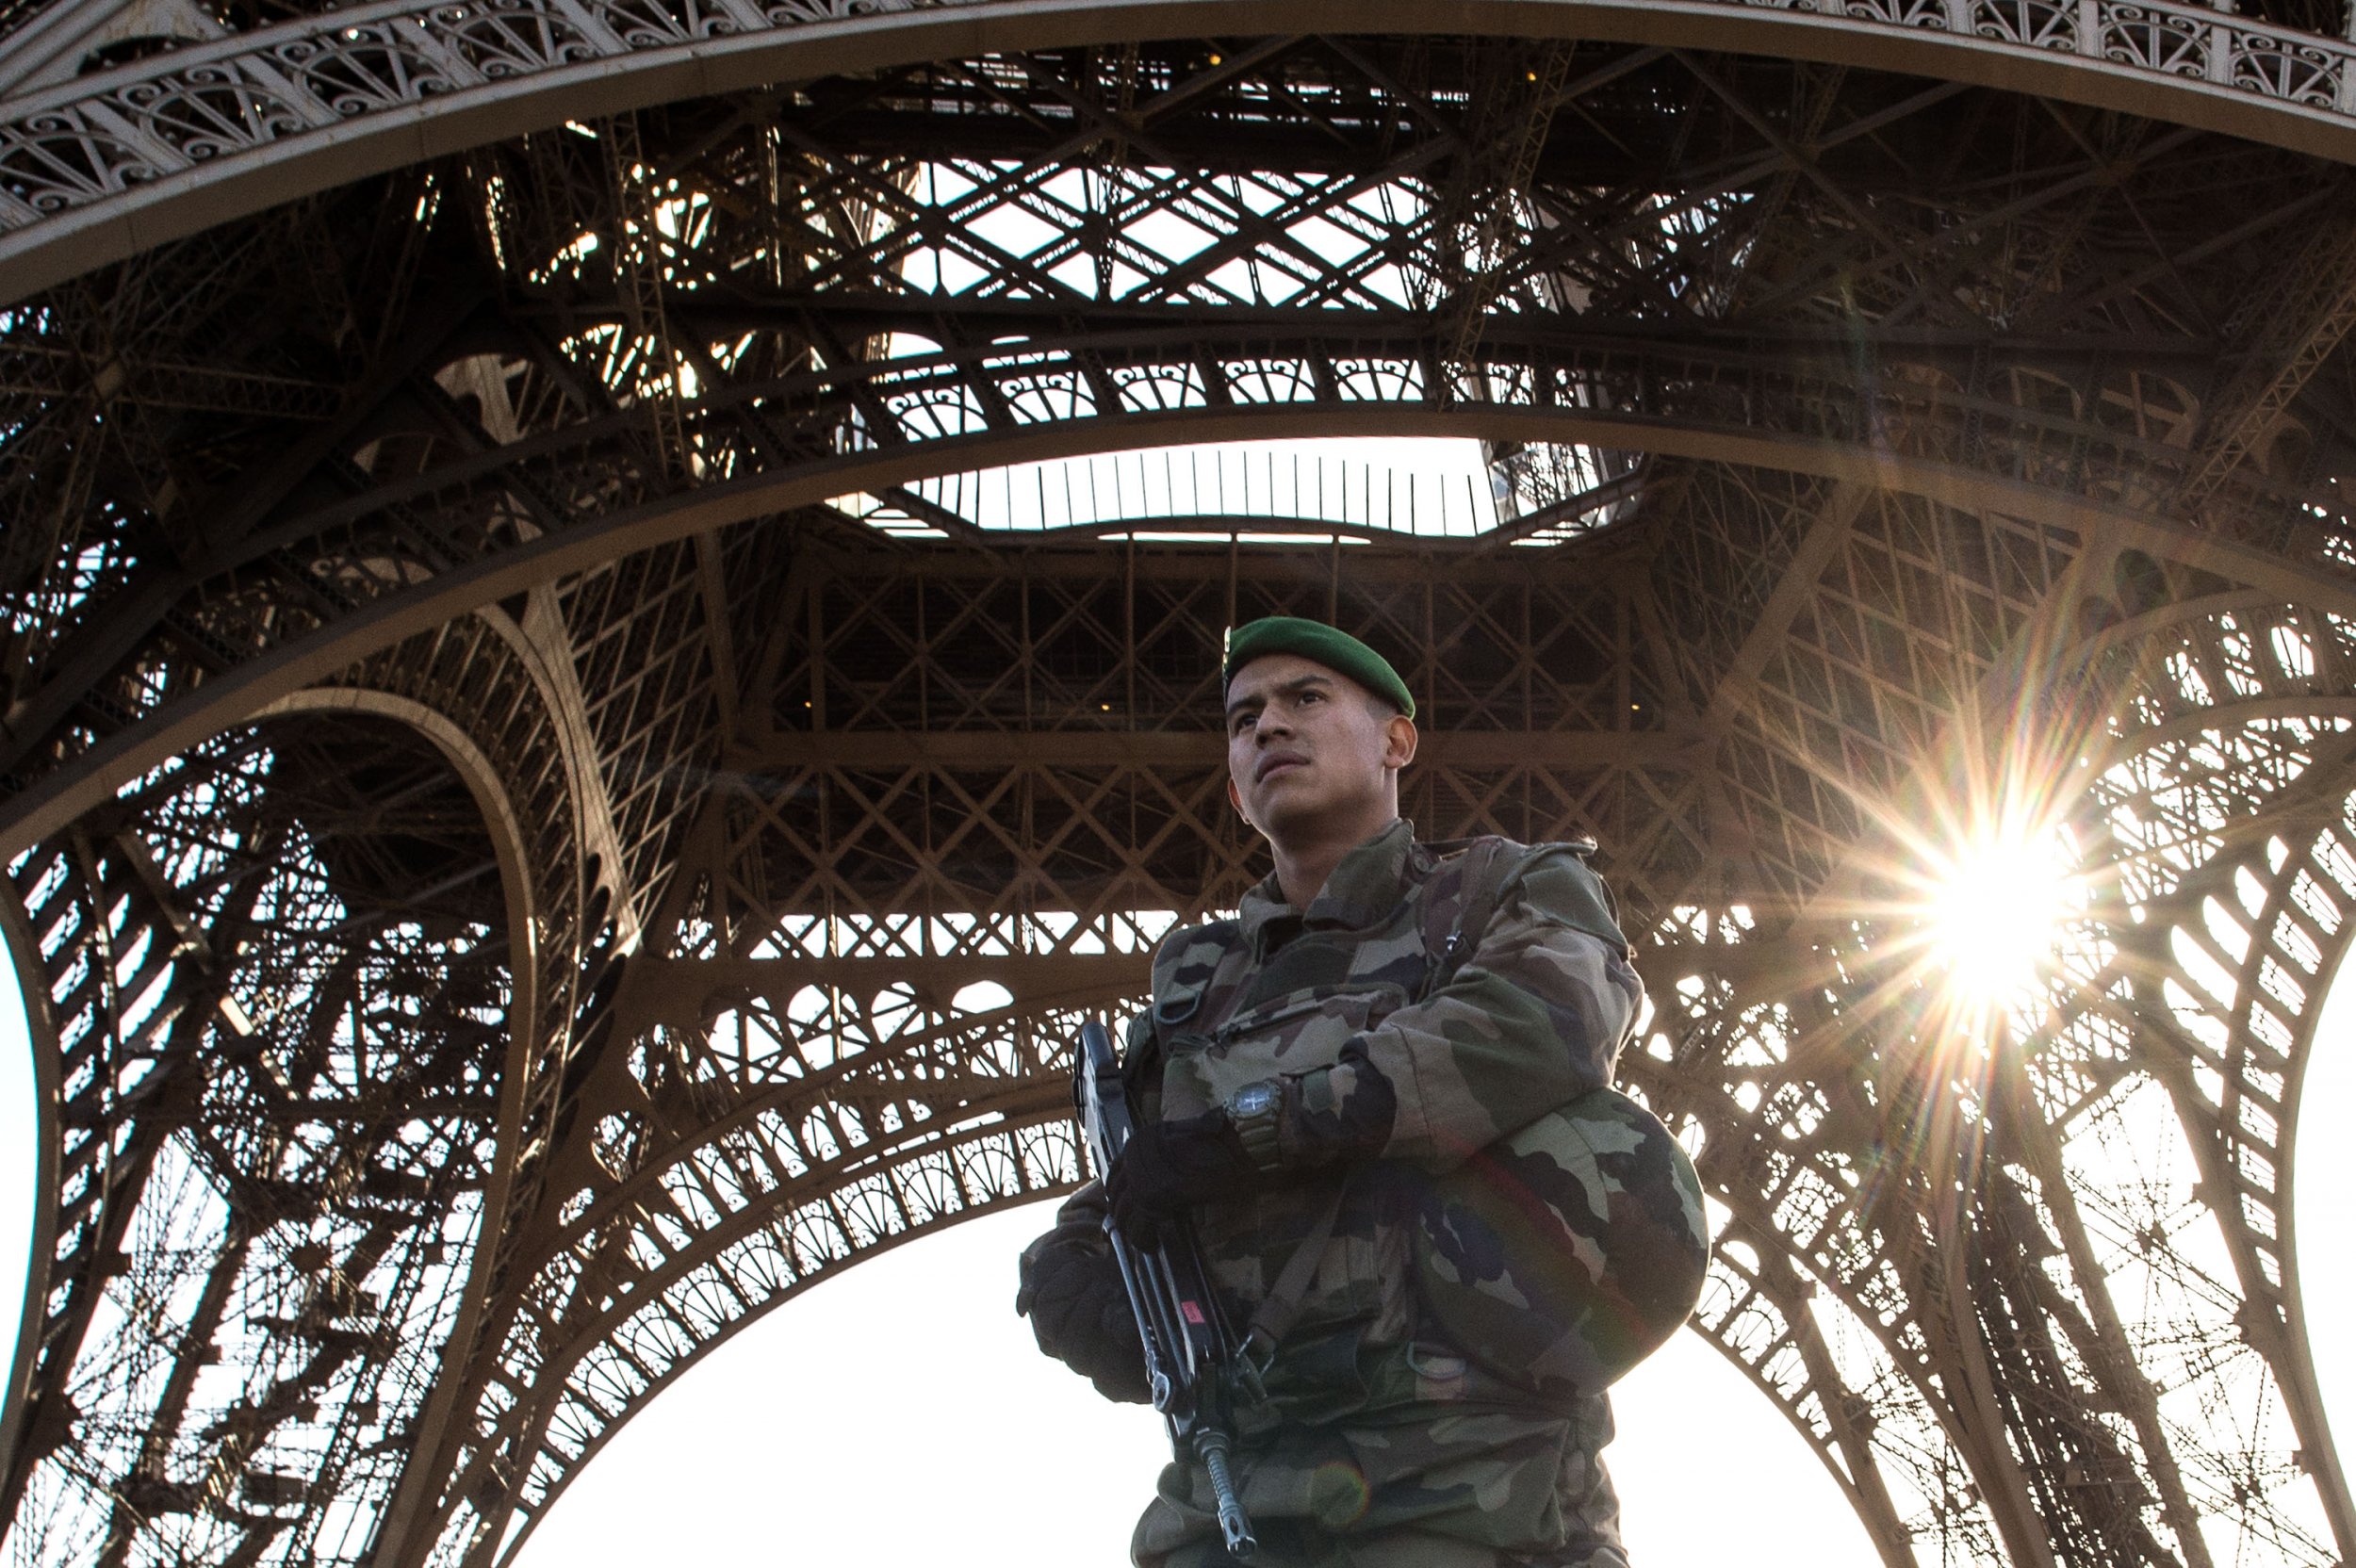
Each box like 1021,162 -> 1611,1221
1177,981 -> 1407,1107
1157,982 -> 1401,1118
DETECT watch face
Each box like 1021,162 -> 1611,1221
1234,1083 -> 1276,1117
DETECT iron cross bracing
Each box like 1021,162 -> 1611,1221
3,10 -> 2356,1568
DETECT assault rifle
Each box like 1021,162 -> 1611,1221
1074,1020 -> 1259,1561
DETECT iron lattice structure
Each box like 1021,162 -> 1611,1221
4,2 -> 2356,1565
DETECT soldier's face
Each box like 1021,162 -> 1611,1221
1222,653 -> 1416,841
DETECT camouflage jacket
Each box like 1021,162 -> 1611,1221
1132,818 -> 1642,1353
1120,819 -> 1646,1566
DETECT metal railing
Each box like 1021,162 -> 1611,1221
843,439 -> 1511,540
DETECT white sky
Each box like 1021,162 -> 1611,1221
509,1200 -> 1895,1568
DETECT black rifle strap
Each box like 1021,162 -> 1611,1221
1242,1178 -> 1349,1362
1425,838 -> 1513,996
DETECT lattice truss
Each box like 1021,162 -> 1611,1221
3,17 -> 2356,1568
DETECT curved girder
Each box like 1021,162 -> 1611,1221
0,705 -> 526,1566
0,562 -> 695,1565
4,0 -> 2356,308
448,999 -> 1095,1564
8,39 -> 2356,861
16,473 -> 2356,1568
440,592 -> 2356,1568
1585,580 -> 2356,1568
392,540 -> 1712,1560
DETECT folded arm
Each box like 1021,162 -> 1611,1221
1280,846 -> 1644,1173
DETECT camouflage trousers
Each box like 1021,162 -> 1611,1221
1131,1397 -> 1628,1568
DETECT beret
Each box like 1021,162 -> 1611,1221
1222,616 -> 1416,719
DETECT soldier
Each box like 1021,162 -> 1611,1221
1017,616 -> 1706,1568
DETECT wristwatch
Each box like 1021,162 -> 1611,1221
1225,1079 -> 1284,1172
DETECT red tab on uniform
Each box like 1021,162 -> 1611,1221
1180,1299 -> 1206,1325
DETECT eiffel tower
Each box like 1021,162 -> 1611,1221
4,2 -> 2356,1564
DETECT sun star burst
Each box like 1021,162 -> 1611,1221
1924,829 -> 2076,1012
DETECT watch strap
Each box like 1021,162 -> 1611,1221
1226,1080 -> 1285,1172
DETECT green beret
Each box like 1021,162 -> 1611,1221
1222,616 -> 1416,719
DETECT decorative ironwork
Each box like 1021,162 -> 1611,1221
3,0 -> 2356,302
2,23 -> 2356,1568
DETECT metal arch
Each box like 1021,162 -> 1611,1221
0,686 -> 544,1560
0,563 -> 662,1566
435,560 -> 2356,1568
12,516 -> 2356,1568
509,993 -> 1971,1568
0,534 -> 727,1533
444,1002 -> 1106,1566
11,24 -> 2356,1568
238,682 -> 551,1568
485,1154 -> 1072,1567
308,612 -> 616,1306
445,509 -> 1969,1562
6,0 -> 2356,306
6,398 -> 2348,864
392,540 -> 1716,1561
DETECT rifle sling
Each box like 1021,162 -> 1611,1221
1241,1178 -> 1348,1362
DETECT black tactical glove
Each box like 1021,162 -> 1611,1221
1016,1204 -> 1151,1404
1104,1109 -> 1264,1247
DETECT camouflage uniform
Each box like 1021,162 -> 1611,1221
1104,818 -> 1652,1568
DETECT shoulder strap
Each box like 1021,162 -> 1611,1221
1421,837 -> 1515,998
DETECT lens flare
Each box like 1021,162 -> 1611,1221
1926,830 -> 2075,1009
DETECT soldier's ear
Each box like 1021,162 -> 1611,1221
1383,713 -> 1418,771
1226,776 -> 1252,827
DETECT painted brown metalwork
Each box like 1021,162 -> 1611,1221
3,9 -> 2356,1568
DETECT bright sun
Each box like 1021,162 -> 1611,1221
1924,829 -> 2076,1008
